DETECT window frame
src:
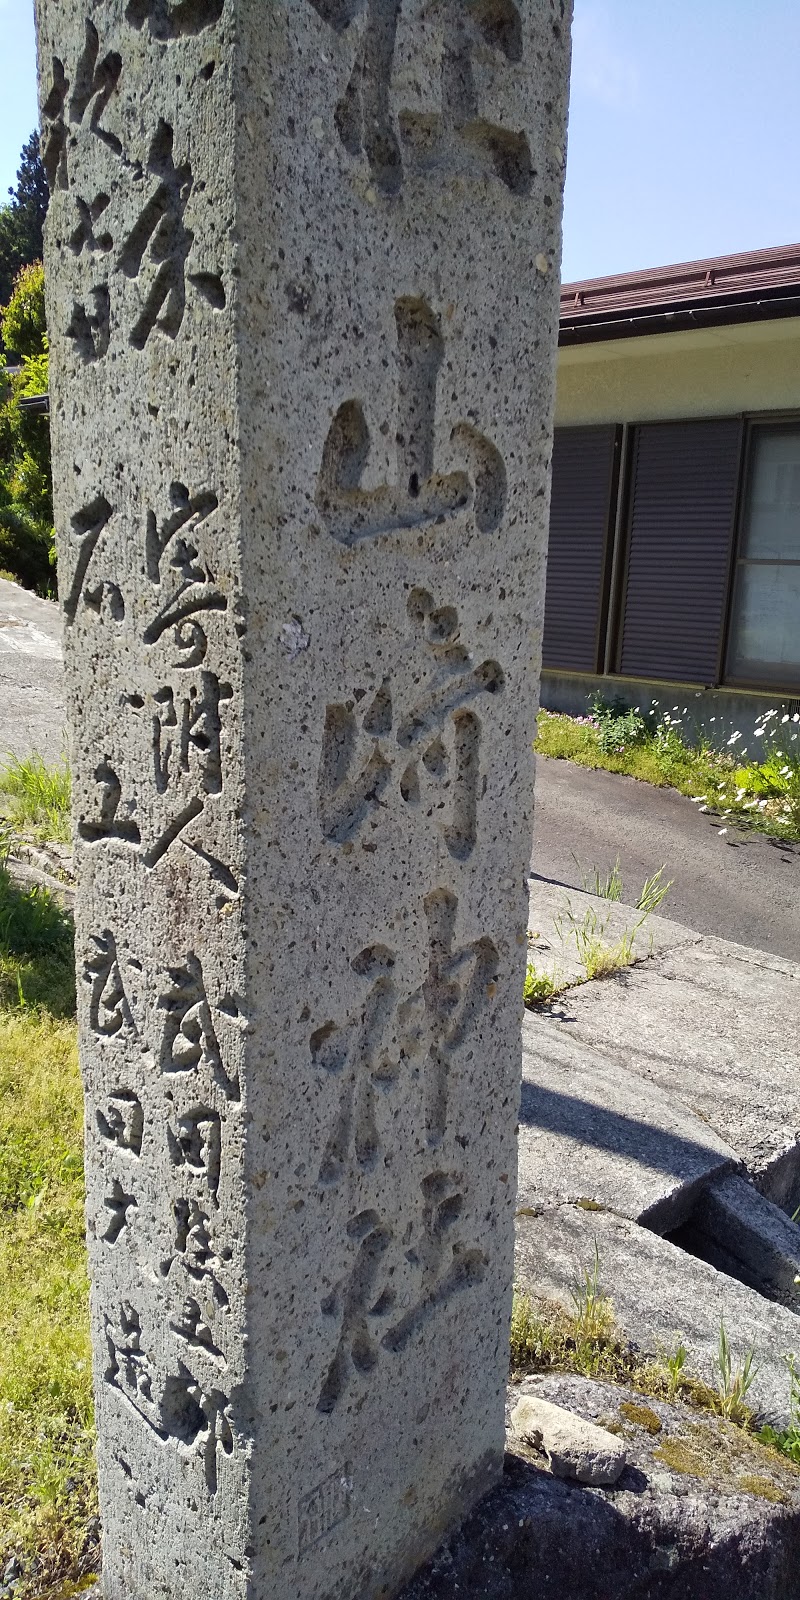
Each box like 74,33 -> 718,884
722,412 -> 800,695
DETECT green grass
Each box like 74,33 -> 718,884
0,857 -> 91,1598
536,707 -> 800,843
0,757 -> 72,847
0,864 -> 75,1018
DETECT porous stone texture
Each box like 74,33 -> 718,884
510,1394 -> 627,1484
35,3 -> 571,1597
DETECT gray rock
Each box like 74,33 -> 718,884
35,1 -> 570,1597
510,1394 -> 627,1484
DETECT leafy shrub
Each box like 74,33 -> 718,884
2,260 -> 46,360
0,264 -> 53,594
588,693 -> 647,754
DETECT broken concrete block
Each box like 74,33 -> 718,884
511,1394 -> 627,1485
515,1205 -> 800,1427
537,936 -> 800,1204
678,1172 -> 800,1310
519,1010 -> 738,1230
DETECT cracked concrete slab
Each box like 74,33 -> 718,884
527,879 -> 700,988
518,1012 -> 738,1231
536,931 -> 800,1201
676,1172 -> 800,1312
515,1205 -> 800,1428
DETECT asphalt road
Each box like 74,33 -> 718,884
532,754 -> 799,963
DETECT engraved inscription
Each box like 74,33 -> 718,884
317,1210 -> 394,1413
85,930 -> 136,1036
164,1198 -> 229,1308
167,1107 -> 221,1203
399,889 -> 499,1146
105,1316 -> 234,1493
161,1364 -> 233,1492
144,481 -> 226,665
78,759 -> 141,846
150,672 -> 230,797
63,496 -> 114,625
307,0 -> 531,193
118,121 -> 193,348
97,1090 -> 144,1156
41,19 -> 122,192
317,297 -> 506,545
159,952 -> 240,1101
102,1178 -> 137,1244
318,1179 -> 487,1410
126,0 -> 225,40
311,945 -> 398,1185
78,671 -> 233,874
105,1304 -> 156,1421
382,1172 -> 487,1352
298,1470 -> 352,1556
170,1296 -> 224,1362
66,284 -> 111,363
318,588 -> 505,855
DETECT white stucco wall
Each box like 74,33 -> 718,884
555,316 -> 800,427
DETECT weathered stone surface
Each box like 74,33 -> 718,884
510,1393 -> 627,1484
515,1205 -> 800,1427
519,1008 -> 738,1230
78,1372 -> 800,1599
35,3 -> 570,1597
401,1373 -> 800,1599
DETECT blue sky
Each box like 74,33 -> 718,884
2,0 -> 799,283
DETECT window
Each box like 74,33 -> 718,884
726,424 -> 800,689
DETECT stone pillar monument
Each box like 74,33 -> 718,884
35,2 -> 570,1595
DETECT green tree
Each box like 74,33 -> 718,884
0,132 -> 49,313
0,262 -> 53,594
1,260 -> 47,361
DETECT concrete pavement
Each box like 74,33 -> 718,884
0,576 -> 66,766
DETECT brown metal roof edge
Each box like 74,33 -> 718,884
560,287 -> 800,346
560,240 -> 800,340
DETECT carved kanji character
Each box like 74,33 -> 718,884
311,945 -> 398,1184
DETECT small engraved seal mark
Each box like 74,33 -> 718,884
298,1469 -> 352,1555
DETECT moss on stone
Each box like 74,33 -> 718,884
619,1401 -> 662,1435
654,1438 -> 710,1478
737,1475 -> 790,1505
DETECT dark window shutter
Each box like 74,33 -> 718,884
543,425 -> 618,672
618,419 -> 742,683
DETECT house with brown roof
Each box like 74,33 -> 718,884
543,242 -> 800,738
